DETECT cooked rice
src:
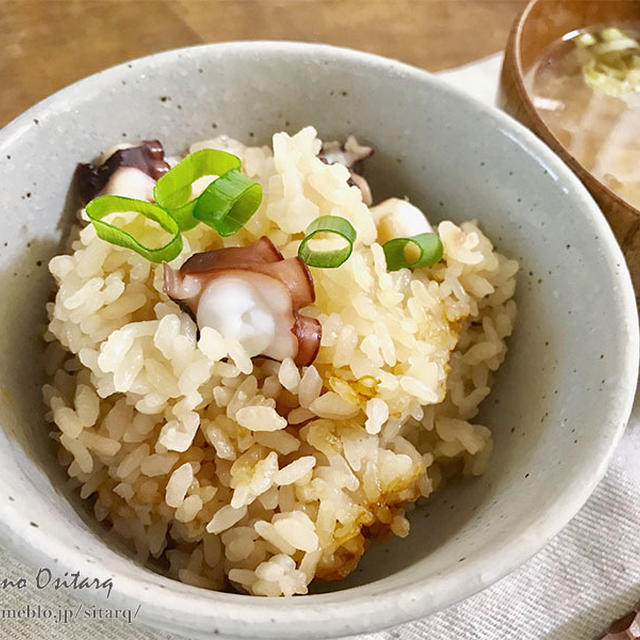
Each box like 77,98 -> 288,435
43,126 -> 518,595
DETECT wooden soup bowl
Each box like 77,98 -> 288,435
500,0 -> 640,295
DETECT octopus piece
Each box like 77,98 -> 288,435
75,139 -> 171,203
370,197 -> 434,244
319,135 -> 374,205
163,236 -> 321,366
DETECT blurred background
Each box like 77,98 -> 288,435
0,0 -> 527,127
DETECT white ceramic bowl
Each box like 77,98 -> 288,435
0,42 -> 637,640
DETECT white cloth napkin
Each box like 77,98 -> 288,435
437,53 -> 504,105
2,54 -> 638,640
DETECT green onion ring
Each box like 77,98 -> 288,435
86,195 -> 182,263
298,215 -> 357,268
382,233 -> 443,271
167,199 -> 199,232
153,149 -> 242,230
194,169 -> 263,237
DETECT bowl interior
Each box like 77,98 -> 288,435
0,43 -> 636,639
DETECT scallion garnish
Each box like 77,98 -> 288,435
153,149 -> 243,230
86,196 -> 182,263
382,233 -> 443,271
194,169 -> 263,237
298,216 -> 357,268
84,149 -> 263,262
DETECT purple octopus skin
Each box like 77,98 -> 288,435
75,140 -> 170,203
318,139 -> 374,206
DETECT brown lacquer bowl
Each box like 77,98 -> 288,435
500,0 -> 640,294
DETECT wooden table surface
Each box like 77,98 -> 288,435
0,0 -> 527,128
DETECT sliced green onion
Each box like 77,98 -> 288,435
86,195 -> 182,263
194,169 -> 263,237
153,149 -> 242,230
166,199 -> 199,232
382,233 -> 443,271
298,215 -> 357,268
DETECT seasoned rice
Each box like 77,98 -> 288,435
43,126 -> 518,595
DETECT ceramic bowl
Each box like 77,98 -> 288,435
500,0 -> 640,295
0,42 -> 637,640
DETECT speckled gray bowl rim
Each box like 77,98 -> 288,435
0,41 -> 637,640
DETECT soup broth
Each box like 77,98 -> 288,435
525,24 -> 640,209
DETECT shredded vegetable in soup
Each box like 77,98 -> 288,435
525,25 -> 640,209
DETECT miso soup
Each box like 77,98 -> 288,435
525,25 -> 640,209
